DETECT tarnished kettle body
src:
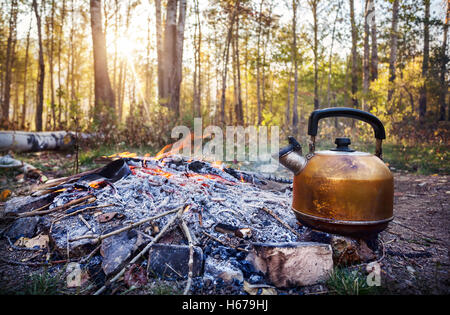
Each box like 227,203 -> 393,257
279,108 -> 394,237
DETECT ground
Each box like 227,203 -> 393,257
0,150 -> 449,295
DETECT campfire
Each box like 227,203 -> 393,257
2,149 -> 380,294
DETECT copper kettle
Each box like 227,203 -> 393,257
278,107 -> 393,237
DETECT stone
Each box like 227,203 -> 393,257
246,242 -> 333,288
100,229 -> 146,276
204,257 -> 244,283
5,217 -> 40,240
330,236 -> 376,266
147,244 -> 203,279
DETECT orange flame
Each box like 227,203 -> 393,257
107,152 -> 138,159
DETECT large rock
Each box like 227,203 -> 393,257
204,257 -> 244,283
100,229 -> 146,276
148,244 -> 203,279
247,242 -> 333,288
5,217 -> 40,240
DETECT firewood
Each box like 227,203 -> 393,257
52,204 -> 115,223
93,205 -> 185,295
180,219 -> 194,295
69,201 -> 181,243
17,194 -> 95,217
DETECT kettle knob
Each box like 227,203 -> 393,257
333,137 -> 355,152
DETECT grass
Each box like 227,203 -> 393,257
15,269 -> 65,295
326,267 -> 382,295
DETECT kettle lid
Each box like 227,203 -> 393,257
315,137 -> 371,156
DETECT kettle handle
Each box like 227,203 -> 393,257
307,107 -> 386,158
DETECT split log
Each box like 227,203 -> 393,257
0,131 -> 88,152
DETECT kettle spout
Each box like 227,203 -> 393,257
275,136 -> 308,175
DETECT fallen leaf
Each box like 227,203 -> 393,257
97,212 -> 118,223
0,189 -> 11,201
124,264 -> 148,288
14,234 -> 49,249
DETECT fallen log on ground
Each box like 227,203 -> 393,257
0,131 -> 87,152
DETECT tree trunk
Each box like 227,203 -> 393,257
326,0 -> 341,107
285,61 -> 293,129
155,0 -> 164,103
2,0 -> 18,125
370,0 -> 378,81
220,1 -> 239,125
234,13 -> 244,125
309,0 -> 320,110
193,0 -> 202,117
0,131 -> 79,153
362,0 -> 371,111
57,0 -> 66,128
387,0 -> 399,104
292,0 -> 299,135
155,0 -> 187,118
90,0 -> 115,125
33,0 -> 45,132
256,0 -> 263,125
439,1 -> 449,121
419,0 -> 430,119
21,16 -> 32,130
349,0 -> 358,109
170,0 -> 187,115
48,0 -> 56,130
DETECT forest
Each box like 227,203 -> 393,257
0,0 -> 448,150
